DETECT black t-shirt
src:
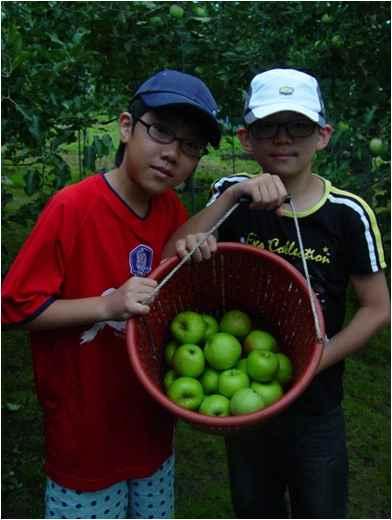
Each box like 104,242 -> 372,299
208,173 -> 386,414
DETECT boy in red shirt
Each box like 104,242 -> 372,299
2,69 -> 219,519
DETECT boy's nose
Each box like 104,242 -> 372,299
273,125 -> 293,143
160,140 -> 181,162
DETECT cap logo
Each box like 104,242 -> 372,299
279,86 -> 295,95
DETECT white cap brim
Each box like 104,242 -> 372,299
244,103 -> 326,127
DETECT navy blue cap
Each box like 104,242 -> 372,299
133,69 -> 221,147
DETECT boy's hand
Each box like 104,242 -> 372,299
102,276 -> 158,320
230,173 -> 288,212
175,233 -> 217,263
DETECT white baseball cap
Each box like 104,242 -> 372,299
243,68 -> 327,127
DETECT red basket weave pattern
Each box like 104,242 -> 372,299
127,243 -> 324,433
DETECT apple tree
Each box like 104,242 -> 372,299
2,1 -> 390,258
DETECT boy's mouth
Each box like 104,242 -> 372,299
151,165 -> 174,178
270,151 -> 298,160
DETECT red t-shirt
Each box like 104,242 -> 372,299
2,173 -> 188,491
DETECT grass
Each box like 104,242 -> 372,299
2,137 -> 390,518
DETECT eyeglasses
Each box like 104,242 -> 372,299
135,118 -> 208,159
249,120 -> 317,140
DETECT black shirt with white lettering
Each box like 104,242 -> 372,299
208,173 -> 386,414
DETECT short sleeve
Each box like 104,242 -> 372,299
2,193 -> 76,325
206,174 -> 253,206
343,197 -> 386,275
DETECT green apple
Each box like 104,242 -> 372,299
243,329 -> 278,353
251,380 -> 283,406
199,367 -> 219,395
204,332 -> 242,370
247,350 -> 279,382
321,13 -> 333,24
230,388 -> 265,415
235,358 -> 248,374
167,377 -> 204,410
369,138 -> 384,157
199,394 -> 230,417
172,344 -> 205,377
331,34 -> 343,48
164,340 -> 178,367
276,353 -> 294,386
220,310 -> 252,338
163,369 -> 177,391
218,369 -> 250,399
150,15 -> 163,26
193,5 -> 207,17
169,4 -> 184,18
201,313 -> 219,340
170,311 -> 206,344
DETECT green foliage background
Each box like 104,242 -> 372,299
1,1 -> 391,518
2,1 -> 390,249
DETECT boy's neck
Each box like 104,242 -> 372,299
105,168 -> 150,218
282,172 -> 324,211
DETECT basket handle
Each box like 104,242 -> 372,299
288,198 -> 324,344
146,198 -> 250,300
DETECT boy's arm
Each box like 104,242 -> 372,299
24,276 -> 158,331
162,173 -> 287,258
317,271 -> 390,372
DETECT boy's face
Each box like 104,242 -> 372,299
238,111 -> 332,179
119,107 -> 207,196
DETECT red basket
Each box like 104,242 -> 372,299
127,243 -> 324,434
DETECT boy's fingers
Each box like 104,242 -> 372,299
175,238 -> 189,259
129,276 -> 157,288
131,302 -> 151,315
248,175 -> 288,209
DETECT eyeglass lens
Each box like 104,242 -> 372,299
251,121 -> 316,139
138,119 -> 207,158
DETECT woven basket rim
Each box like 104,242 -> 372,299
127,243 -> 324,429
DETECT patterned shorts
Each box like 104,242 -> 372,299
45,454 -> 175,519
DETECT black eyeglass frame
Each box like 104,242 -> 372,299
248,120 -> 318,140
134,117 -> 208,159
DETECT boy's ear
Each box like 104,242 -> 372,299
119,112 -> 133,143
316,124 -> 333,151
237,127 -> 253,154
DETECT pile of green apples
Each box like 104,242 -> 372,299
163,309 -> 294,417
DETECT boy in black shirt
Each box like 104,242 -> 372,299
163,68 -> 390,518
